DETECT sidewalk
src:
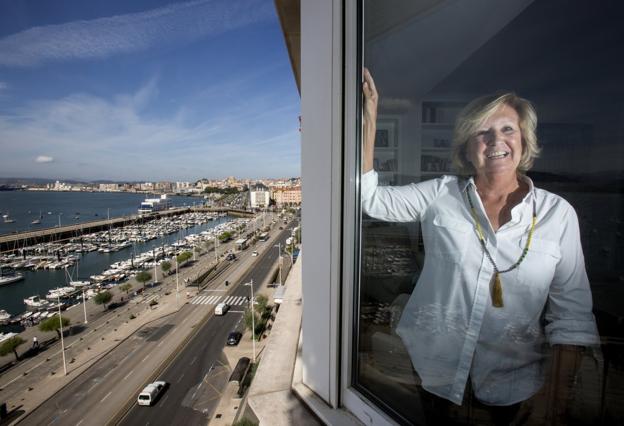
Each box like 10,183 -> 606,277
210,245 -> 301,426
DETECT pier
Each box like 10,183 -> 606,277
0,207 -> 254,254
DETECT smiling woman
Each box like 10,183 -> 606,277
353,1 -> 624,424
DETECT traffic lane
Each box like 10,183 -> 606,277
23,313 -> 180,425
120,307 -> 241,425
118,225 -> 294,424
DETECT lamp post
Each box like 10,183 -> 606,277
57,295 -> 67,375
82,289 -> 88,324
245,279 -> 256,362
274,243 -> 282,286
214,234 -> 219,264
175,257 -> 180,306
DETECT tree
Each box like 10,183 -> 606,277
135,271 -> 151,289
0,336 -> 26,361
161,261 -> 172,276
39,314 -> 70,339
94,291 -> 113,310
243,308 -> 261,340
255,294 -> 268,312
218,231 -> 232,242
119,283 -> 133,294
176,251 -> 192,265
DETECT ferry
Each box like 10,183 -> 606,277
138,194 -> 172,215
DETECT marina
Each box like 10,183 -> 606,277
0,211 -> 258,328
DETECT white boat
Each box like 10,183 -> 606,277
138,194 -> 172,215
46,286 -> 77,301
0,309 -> 11,324
70,280 -> 91,288
0,271 -> 24,286
23,295 -> 50,310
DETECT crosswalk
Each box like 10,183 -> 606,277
190,294 -> 248,306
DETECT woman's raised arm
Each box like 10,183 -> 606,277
362,68 -> 378,173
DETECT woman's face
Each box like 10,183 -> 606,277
466,104 -> 523,177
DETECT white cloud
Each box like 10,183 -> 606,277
35,155 -> 54,163
0,79 -> 300,180
0,0 -> 273,67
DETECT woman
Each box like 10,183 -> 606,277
361,69 -> 599,423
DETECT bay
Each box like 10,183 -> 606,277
0,191 -> 202,236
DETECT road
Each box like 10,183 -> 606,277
119,224 -> 295,425
20,218 -> 295,425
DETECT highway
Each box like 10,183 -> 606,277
21,219 -> 295,426
118,224 -> 294,425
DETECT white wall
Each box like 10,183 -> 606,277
300,0 -> 342,407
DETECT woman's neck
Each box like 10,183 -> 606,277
474,172 -> 522,201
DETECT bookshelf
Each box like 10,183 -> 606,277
374,117 -> 400,185
420,101 -> 464,177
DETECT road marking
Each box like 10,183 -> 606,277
142,355 -> 150,363
229,310 -> 245,314
190,356 -> 197,365
76,419 -> 84,426
177,373 -> 185,383
157,340 -> 164,347
101,391 -> 112,402
160,394 -> 169,405
123,369 -> 134,381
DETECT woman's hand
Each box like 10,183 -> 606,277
362,68 -> 378,173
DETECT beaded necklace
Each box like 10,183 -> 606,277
466,185 -> 537,308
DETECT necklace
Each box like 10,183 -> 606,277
466,186 -> 537,308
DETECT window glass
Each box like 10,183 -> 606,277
356,1 -> 624,424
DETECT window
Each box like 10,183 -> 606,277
353,1 -> 624,424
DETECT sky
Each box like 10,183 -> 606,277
0,0 -> 300,182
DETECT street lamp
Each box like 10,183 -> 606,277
175,256 -> 180,306
244,279 -> 256,362
57,295 -> 67,375
274,243 -> 282,286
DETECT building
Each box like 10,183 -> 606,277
272,186 -> 302,206
249,182 -> 271,209
98,183 -> 120,192
247,1 -> 624,425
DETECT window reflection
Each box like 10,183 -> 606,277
356,1 -> 624,424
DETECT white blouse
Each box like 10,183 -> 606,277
361,170 -> 599,406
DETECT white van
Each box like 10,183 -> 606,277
137,381 -> 167,406
215,302 -> 229,316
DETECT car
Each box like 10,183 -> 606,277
226,253 -> 237,261
278,226 -> 283,230
227,331 -> 242,346
251,251 -> 258,257
215,302 -> 230,316
137,380 -> 168,406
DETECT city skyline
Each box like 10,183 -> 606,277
0,0 -> 301,181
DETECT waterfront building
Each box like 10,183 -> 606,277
249,183 -> 270,209
98,183 -> 120,192
272,186 -> 301,206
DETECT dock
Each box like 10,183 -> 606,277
0,207 -> 253,254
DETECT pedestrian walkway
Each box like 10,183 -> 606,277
190,294 -> 248,306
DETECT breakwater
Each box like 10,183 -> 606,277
0,207 -> 253,254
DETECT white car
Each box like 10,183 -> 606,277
251,251 -> 259,257
137,381 -> 168,406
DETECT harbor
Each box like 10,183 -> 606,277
0,208 -> 266,332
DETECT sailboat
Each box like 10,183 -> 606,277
3,212 -> 15,223
31,211 -> 42,225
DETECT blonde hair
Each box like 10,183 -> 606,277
451,93 -> 540,176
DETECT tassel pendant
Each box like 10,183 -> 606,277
491,273 -> 504,308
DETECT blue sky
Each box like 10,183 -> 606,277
0,0 -> 300,181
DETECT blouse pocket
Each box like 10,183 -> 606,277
516,237 -> 561,292
428,216 -> 472,264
